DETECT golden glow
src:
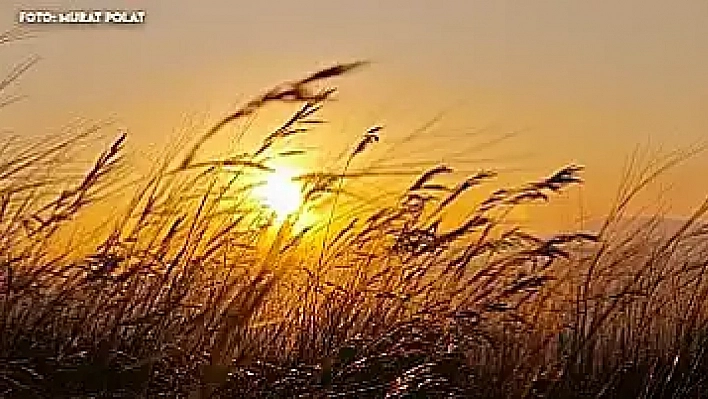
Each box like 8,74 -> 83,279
253,167 -> 303,221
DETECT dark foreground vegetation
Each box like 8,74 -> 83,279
2,33 -> 708,397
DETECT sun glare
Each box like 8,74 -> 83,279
253,167 -> 303,220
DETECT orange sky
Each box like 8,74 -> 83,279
1,0 -> 707,233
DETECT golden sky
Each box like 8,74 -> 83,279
1,0 -> 707,232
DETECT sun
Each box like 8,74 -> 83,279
253,167 -> 303,220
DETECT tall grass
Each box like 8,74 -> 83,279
1,51 -> 708,397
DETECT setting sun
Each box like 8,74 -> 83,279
253,167 -> 303,220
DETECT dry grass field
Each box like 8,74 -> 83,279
2,29 -> 708,398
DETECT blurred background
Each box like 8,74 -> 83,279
1,0 -> 707,233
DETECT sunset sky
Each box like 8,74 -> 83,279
1,0 -> 707,232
